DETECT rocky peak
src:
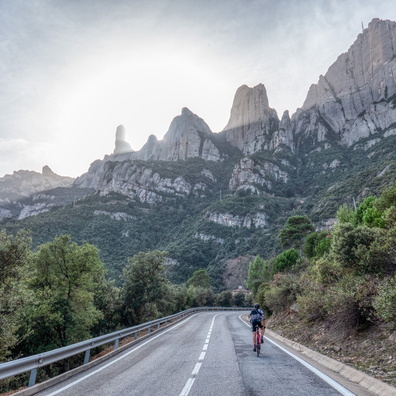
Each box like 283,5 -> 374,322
297,18 -> 396,148
223,83 -> 279,154
42,165 -> 56,177
114,124 -> 133,155
0,166 -> 73,202
132,107 -> 221,162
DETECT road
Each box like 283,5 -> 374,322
36,311 -> 365,396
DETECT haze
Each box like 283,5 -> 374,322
1,0 -> 395,178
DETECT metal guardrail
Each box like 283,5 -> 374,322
0,307 -> 248,387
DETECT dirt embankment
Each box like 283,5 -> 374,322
268,310 -> 396,387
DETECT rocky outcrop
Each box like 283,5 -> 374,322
194,233 -> 225,244
113,124 -> 133,155
115,108 -> 222,162
94,210 -> 135,221
208,211 -> 268,228
229,157 -> 290,194
18,203 -> 53,220
223,84 -> 279,154
0,166 -> 73,202
75,160 -> 211,203
295,18 -> 396,149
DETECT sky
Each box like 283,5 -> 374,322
1,0 -> 396,178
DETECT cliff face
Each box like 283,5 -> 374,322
223,84 -> 280,154
2,19 -> 396,287
4,19 -> 396,215
0,166 -> 73,203
75,19 -> 396,202
110,107 -> 222,163
294,18 -> 396,150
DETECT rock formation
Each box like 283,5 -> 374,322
113,124 -> 133,155
0,166 -> 73,202
133,107 -> 222,162
223,84 -> 279,154
294,18 -> 396,150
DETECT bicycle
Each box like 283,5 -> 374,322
254,325 -> 262,357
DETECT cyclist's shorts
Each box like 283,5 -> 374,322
251,320 -> 263,332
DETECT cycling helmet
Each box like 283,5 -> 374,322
254,303 -> 260,308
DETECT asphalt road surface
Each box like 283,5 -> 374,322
36,311 -> 360,396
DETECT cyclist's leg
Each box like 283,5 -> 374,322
252,322 -> 256,344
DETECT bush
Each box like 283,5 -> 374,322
264,273 -> 301,314
271,249 -> 300,276
325,275 -> 378,331
332,223 -> 382,274
373,275 -> 396,327
303,231 -> 332,259
310,254 -> 343,285
296,276 -> 330,322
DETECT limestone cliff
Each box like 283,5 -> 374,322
0,166 -> 73,203
113,107 -> 222,162
294,18 -> 396,150
222,84 -> 280,154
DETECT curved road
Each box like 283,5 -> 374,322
36,312 -> 367,396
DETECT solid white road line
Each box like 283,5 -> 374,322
45,314 -> 198,396
238,315 -> 355,396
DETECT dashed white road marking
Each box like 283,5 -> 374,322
178,314 -> 219,396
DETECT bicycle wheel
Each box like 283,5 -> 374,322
256,343 -> 260,357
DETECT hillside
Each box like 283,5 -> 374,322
1,18 -> 396,288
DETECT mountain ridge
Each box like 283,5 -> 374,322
1,18 -> 396,287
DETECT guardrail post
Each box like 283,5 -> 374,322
134,332 -> 138,340
157,323 -> 160,330
28,368 -> 37,387
114,339 -> 119,350
147,327 -> 151,334
84,350 -> 90,365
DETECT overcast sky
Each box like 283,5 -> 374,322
1,0 -> 395,178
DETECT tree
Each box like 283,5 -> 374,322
187,269 -> 211,288
215,290 -> 233,307
122,251 -> 171,325
278,215 -> 314,251
0,231 -> 31,361
302,231 -> 331,259
271,249 -> 300,276
355,196 -> 384,228
22,235 -> 105,353
246,256 -> 271,294
331,224 -> 382,274
336,204 -> 355,224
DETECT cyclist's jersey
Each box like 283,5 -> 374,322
250,308 -> 264,323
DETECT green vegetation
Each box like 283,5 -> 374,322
247,184 -> 396,332
0,236 -> 250,393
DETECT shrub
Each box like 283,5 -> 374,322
271,249 -> 300,276
264,273 -> 301,314
336,203 -> 355,224
332,223 -> 382,274
373,275 -> 396,327
303,231 -> 332,259
296,276 -> 330,322
325,275 -> 378,331
310,254 -> 343,285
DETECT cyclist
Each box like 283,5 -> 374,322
249,303 -> 267,351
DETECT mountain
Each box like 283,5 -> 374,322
0,166 -> 78,220
1,18 -> 396,288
